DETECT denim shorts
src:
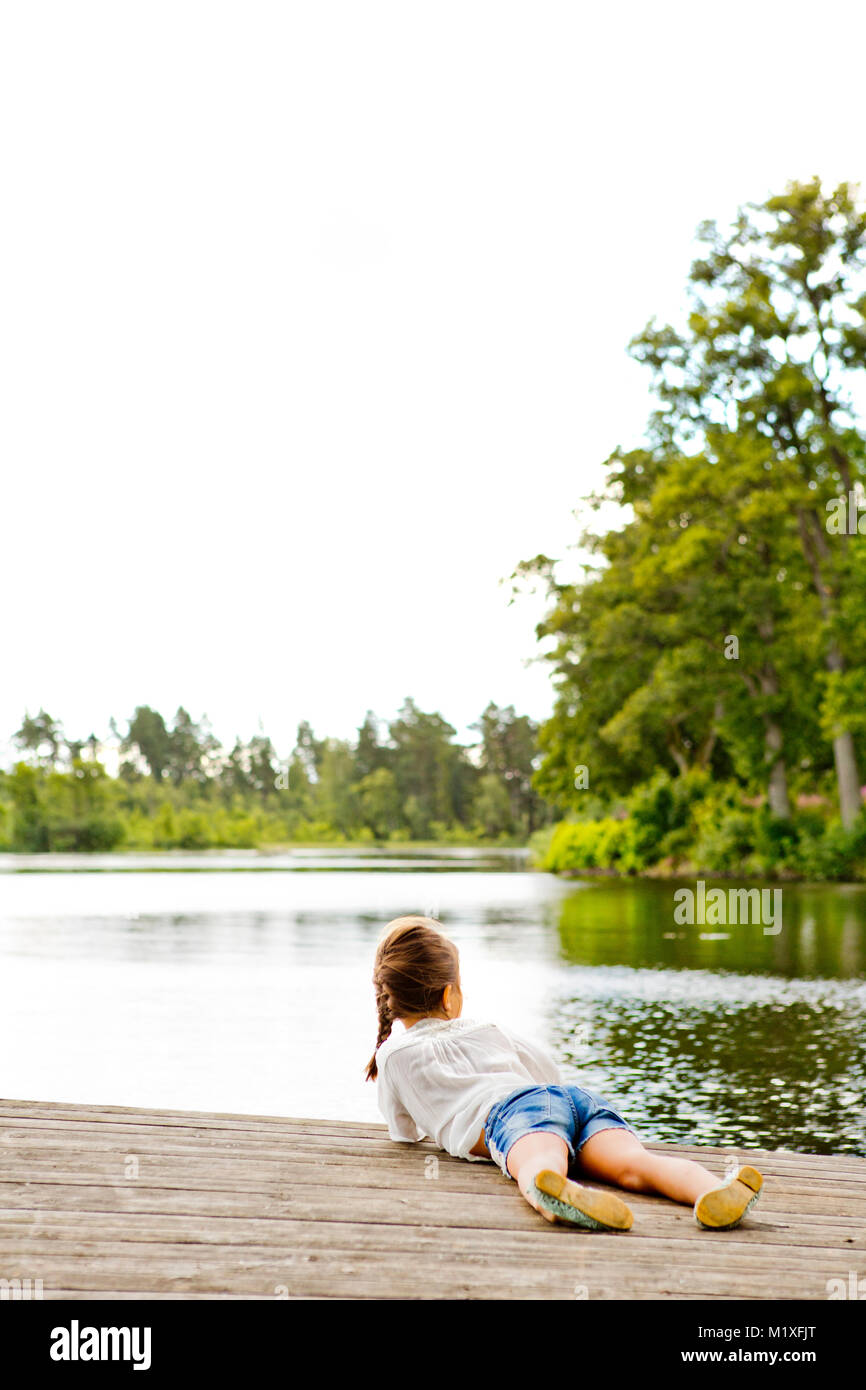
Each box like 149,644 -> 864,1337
483,1083 -> 639,1180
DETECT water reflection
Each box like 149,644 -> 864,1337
550,881 -> 866,1153
556,880 -> 866,978
550,977 -> 866,1155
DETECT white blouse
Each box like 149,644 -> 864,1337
375,1016 -> 562,1161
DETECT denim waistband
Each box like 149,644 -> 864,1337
484,1084 -> 543,1138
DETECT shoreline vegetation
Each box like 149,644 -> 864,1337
1,737 -> 863,883
0,699 -> 552,855
528,775 -> 866,887
522,745 -> 866,883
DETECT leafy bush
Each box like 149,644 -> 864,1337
174,810 -> 214,850
528,823 -> 556,867
750,809 -> 801,874
692,805 -> 756,873
794,815 -> 866,881
542,818 -> 626,872
75,814 -> 126,851
615,770 -> 712,869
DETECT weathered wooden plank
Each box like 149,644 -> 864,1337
0,1189 -> 861,1256
2,1234 -> 861,1287
3,1123 -> 863,1190
40,1291 -> 286,1300
4,1148 -> 866,1205
1,1103 -> 863,1169
0,1216 -> 858,1262
6,1144 -> 862,1192
3,1125 -> 864,1176
0,1255 -> 838,1301
2,1171 -> 863,1232
1,1099 -> 863,1300
0,1100 -> 374,1134
0,1216 -> 860,1259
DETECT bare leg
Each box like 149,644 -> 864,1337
576,1129 -> 721,1206
506,1131 -> 570,1222
505,1131 -> 634,1230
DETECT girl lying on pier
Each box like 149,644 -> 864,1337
366,915 -> 763,1231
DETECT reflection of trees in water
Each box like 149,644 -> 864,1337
553,997 -> 866,1155
556,884 -> 866,979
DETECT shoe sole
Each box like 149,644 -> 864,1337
532,1169 -> 634,1231
695,1165 -> 763,1230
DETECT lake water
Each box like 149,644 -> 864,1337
1,847 -> 864,1155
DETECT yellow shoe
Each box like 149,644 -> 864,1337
532,1170 -> 634,1231
695,1165 -> 763,1230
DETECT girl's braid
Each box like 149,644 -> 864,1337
366,978 -> 393,1081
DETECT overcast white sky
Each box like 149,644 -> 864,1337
2,1 -> 865,761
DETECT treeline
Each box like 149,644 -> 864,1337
520,178 -> 866,881
0,699 -> 554,852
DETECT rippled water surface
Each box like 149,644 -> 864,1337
1,850 -> 864,1154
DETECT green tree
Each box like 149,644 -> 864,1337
5,762 -> 49,849
5,759 -> 124,851
470,702 -> 547,834
315,738 -> 360,834
13,710 -> 64,767
615,435 -> 822,818
165,707 -> 219,786
294,720 -> 325,782
121,707 -> 172,782
388,698 -> 471,833
245,733 -> 279,798
472,773 -> 514,839
219,738 -> 253,800
356,767 -> 403,838
354,711 -> 390,781
516,430 -> 825,820
630,178 -> 866,824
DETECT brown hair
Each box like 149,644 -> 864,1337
365,915 -> 459,1081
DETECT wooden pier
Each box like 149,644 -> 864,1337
1,1098 -> 864,1300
